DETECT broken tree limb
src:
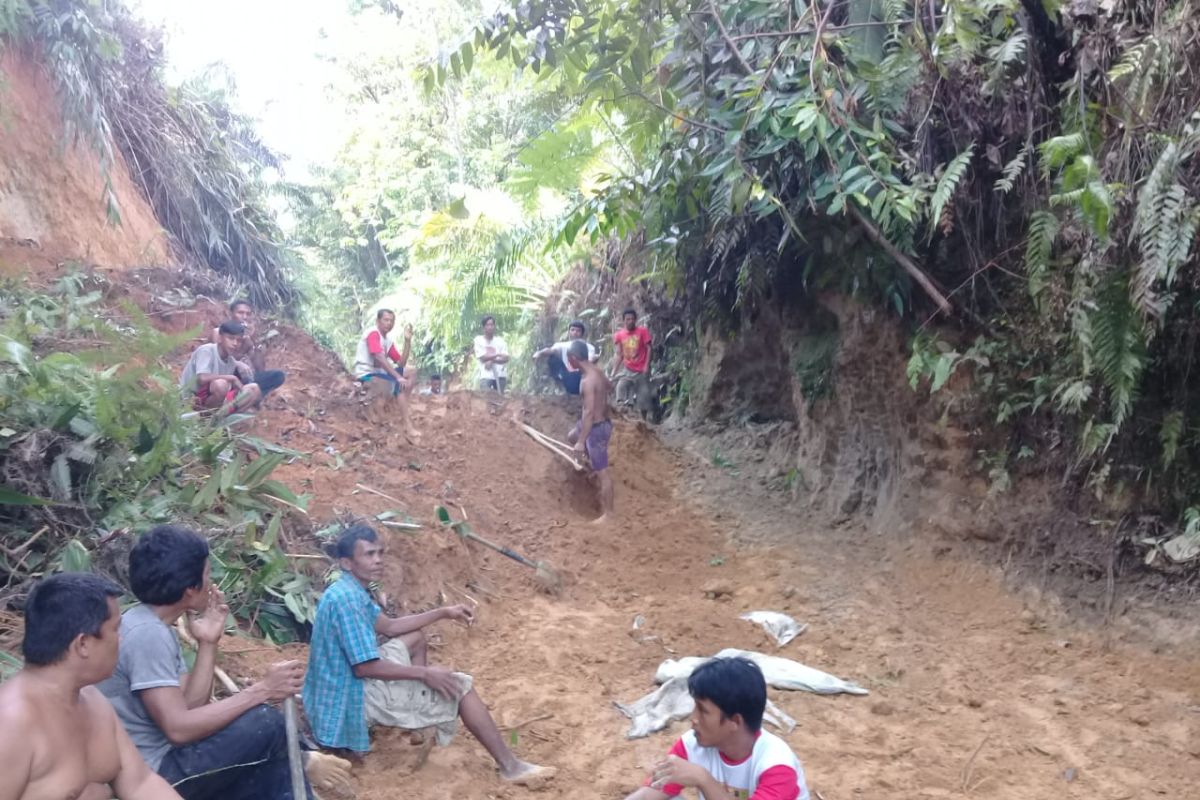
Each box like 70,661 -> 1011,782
849,205 -> 953,315
355,482 -> 406,506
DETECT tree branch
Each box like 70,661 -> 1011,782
848,205 -> 953,315
708,0 -> 754,75
730,20 -> 909,41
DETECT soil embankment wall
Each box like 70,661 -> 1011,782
0,47 -> 167,274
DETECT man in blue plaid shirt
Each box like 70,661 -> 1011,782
303,524 -> 554,785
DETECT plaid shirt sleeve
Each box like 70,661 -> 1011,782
335,591 -> 380,666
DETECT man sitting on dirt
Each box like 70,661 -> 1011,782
566,339 -> 614,522
180,321 -> 262,416
624,656 -> 810,800
353,308 -> 420,440
473,315 -> 510,393
532,320 -> 598,395
303,524 -> 554,786
0,573 -> 183,800
609,308 -> 653,414
97,524 -> 338,800
210,299 -> 286,401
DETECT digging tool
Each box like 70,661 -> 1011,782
435,505 -> 562,593
520,423 -> 585,472
284,697 -> 306,800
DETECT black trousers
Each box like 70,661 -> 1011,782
157,705 -> 312,800
255,369 -> 286,397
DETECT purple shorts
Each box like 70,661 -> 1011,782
571,420 -> 612,471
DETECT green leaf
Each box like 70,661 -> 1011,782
60,539 -> 92,572
0,485 -> 52,506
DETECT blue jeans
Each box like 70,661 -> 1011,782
359,370 -> 404,397
157,705 -> 313,800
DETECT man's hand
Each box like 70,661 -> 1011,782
403,324 -> 413,340
254,660 -> 305,702
227,375 -> 244,390
421,666 -> 463,699
573,440 -> 586,455
186,587 -> 229,645
650,755 -> 709,791
443,604 -> 474,625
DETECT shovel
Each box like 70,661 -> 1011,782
435,505 -> 562,594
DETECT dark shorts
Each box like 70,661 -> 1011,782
360,370 -> 404,396
571,419 -> 612,471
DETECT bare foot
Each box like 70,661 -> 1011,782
591,514 -> 610,526
500,761 -> 556,786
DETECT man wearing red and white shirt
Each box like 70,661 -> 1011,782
609,308 -> 653,414
626,657 -> 810,800
353,308 -> 420,441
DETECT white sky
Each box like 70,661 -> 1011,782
132,0 -> 365,177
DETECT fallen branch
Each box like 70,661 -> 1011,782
261,493 -> 308,515
849,205 -> 952,315
501,712 -> 554,731
960,735 -> 990,792
355,483 -> 406,506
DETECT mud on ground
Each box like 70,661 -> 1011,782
214,360 -> 1200,800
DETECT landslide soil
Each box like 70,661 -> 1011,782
211,326 -> 1200,800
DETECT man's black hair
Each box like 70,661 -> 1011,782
377,308 -> 395,320
569,320 -> 586,334
481,315 -> 496,327
22,573 -> 123,666
622,308 -> 638,320
567,339 -> 590,364
229,299 -> 253,312
217,321 -> 246,337
686,656 -> 767,732
129,525 -> 210,606
430,374 -> 442,380
327,524 -> 379,560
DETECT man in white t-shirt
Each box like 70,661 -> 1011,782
625,656 -> 810,800
532,320 -> 598,395
473,316 -> 510,394
180,322 -> 262,417
353,308 -> 420,441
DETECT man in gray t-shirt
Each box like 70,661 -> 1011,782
179,321 -> 262,416
97,604 -> 188,770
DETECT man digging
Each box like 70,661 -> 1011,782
566,339 -> 614,523
0,573 -> 182,800
303,524 -> 555,786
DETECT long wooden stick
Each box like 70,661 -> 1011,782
284,698 -> 306,800
521,423 -> 575,453
355,482 -> 406,505
521,424 -> 584,471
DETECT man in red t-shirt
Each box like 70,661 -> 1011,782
609,308 -> 652,413
624,657 -> 810,800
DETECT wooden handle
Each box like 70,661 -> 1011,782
284,697 -> 306,800
521,425 -> 585,471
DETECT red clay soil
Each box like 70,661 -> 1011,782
209,326 -> 1200,800
0,47 -> 168,273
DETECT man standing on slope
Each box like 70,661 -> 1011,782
609,308 -> 652,414
624,657 -> 810,800
353,308 -> 420,440
180,322 -> 261,416
473,315 -> 510,393
566,339 -> 614,522
532,320 -> 597,395
211,299 -> 286,402
97,525 -> 326,800
0,573 -> 183,800
304,524 -> 554,786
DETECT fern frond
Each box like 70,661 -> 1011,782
1024,210 -> 1058,308
1038,133 -> 1085,176
1131,141 -> 1197,321
1160,410 -> 1184,468
1088,278 -> 1147,427
987,31 -> 1027,67
928,143 -> 974,237
1053,379 -> 1092,414
993,144 -> 1029,194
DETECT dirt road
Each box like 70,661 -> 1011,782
237,380 -> 1199,799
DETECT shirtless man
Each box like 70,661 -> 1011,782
566,339 -> 614,522
0,572 -> 181,800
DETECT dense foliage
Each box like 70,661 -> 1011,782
0,276 -> 318,641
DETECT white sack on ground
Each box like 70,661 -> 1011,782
655,648 -> 868,695
739,610 -> 808,646
613,677 -> 799,739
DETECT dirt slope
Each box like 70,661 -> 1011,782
0,47 -> 167,274
208,326 -> 1200,800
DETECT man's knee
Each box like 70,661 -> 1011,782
229,704 -> 288,752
